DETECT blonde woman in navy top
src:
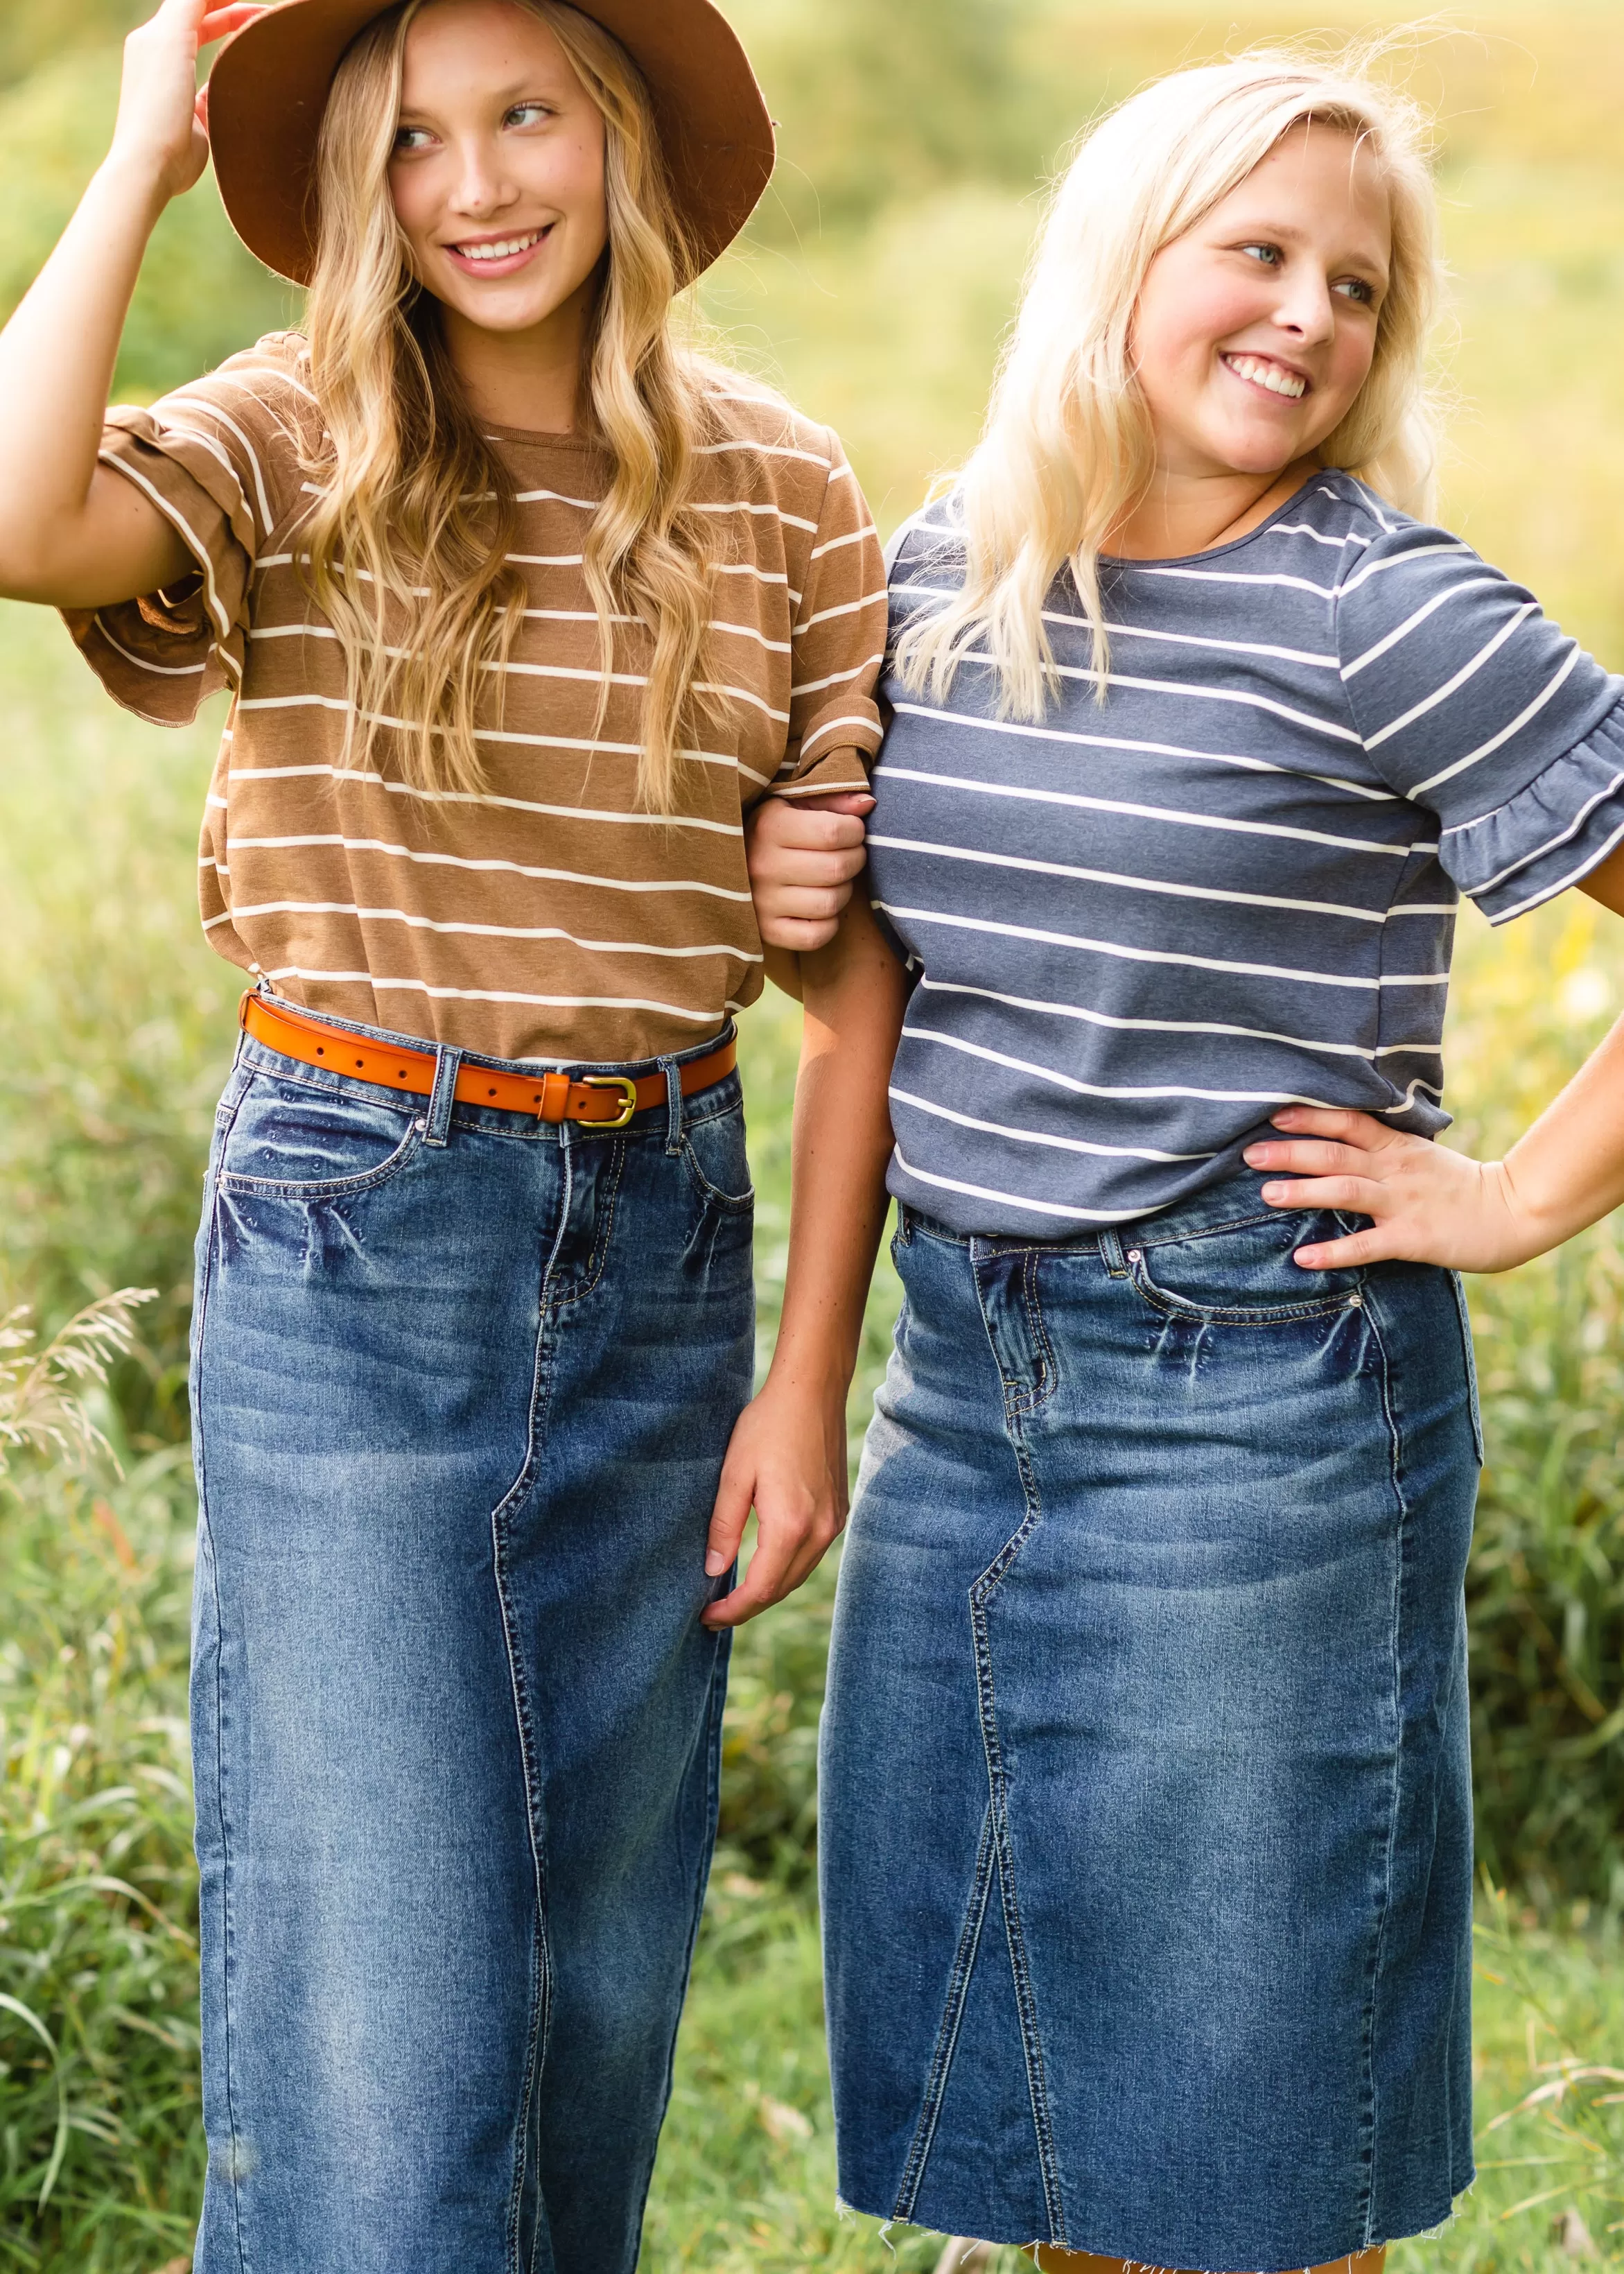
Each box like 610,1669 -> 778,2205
749,48 -> 1624,2274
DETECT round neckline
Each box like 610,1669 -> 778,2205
478,419 -> 606,452
1100,471 -> 1334,571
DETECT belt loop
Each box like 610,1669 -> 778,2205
424,1045 -> 462,1149
662,1057 -> 684,1155
1099,1226 -> 1128,1276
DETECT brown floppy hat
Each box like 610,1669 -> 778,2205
207,0 -> 776,286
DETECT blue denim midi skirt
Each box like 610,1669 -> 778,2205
189,1007 -> 755,2274
820,1176 -> 1481,2268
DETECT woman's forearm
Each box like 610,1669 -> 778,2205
1495,1009 -> 1624,1254
0,157 -> 169,594
0,0 -> 259,604
769,894 -> 907,1394
1500,844 -> 1624,1249
700,895 -> 906,1626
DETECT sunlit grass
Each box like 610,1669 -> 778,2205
644,1889 -> 1624,2273
6,2 -> 1624,2262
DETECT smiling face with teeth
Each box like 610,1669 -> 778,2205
1129,122 -> 1392,501
387,0 -> 610,424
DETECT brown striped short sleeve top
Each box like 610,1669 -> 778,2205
65,332 -> 887,1066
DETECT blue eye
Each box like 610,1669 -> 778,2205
393,124 -> 435,153
1241,243 -> 1283,267
1336,277 -> 1377,306
505,101 -> 552,128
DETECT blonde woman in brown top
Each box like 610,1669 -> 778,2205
0,0 -> 907,2264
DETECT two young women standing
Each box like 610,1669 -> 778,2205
8,4 -> 1624,2271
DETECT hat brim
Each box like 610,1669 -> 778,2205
207,0 -> 775,287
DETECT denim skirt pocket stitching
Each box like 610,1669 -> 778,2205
678,1125 -> 754,1215
213,1054 -> 255,1133
206,1061 -> 256,1186
908,1210 -> 972,1250
1126,1245 -> 1359,1325
679,1082 -> 745,1134
1135,1206 -> 1282,1251
218,1104 -> 427,1202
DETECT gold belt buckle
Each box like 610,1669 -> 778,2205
580,1074 -> 638,1131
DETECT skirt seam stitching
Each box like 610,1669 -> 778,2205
194,1095 -> 252,2274
893,1800 -> 1000,2222
1358,1292 -> 1411,2250
491,1144 -> 575,2267
969,1432 -> 1068,2246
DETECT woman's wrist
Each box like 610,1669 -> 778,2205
94,147 -> 175,227
760,1330 -> 856,1412
1493,1152 -> 1591,1266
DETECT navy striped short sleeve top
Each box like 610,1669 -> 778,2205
867,472 -> 1624,1235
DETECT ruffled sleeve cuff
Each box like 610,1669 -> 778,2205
765,686 -> 883,801
58,408 -> 253,727
1440,696 -> 1624,924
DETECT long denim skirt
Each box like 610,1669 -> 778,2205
189,1007 -> 755,2274
820,1176 -> 1481,2268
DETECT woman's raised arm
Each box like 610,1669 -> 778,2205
0,0 -> 262,609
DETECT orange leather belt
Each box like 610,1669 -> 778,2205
240,992 -> 735,1130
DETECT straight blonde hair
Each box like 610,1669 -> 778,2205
299,0 -> 719,810
896,47 -> 1444,721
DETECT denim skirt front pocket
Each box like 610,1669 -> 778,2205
820,1179 -> 1481,2270
214,1071 -> 429,1201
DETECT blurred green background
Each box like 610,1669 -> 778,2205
3,3 -> 1624,2267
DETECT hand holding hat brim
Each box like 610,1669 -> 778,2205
104,0 -> 272,202
192,4 -> 270,137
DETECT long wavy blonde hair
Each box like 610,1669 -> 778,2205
897,46 -> 1444,720
299,0 -> 718,810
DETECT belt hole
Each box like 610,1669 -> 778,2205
487,1086 -> 497,1097
315,1045 -> 325,1057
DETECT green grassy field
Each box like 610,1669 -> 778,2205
3,1 -> 1624,2267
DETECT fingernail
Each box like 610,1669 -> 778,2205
1262,1182 -> 1286,1202
1243,1147 -> 1268,1165
705,1551 -> 728,1577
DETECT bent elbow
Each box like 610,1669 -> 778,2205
0,533 -> 73,607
